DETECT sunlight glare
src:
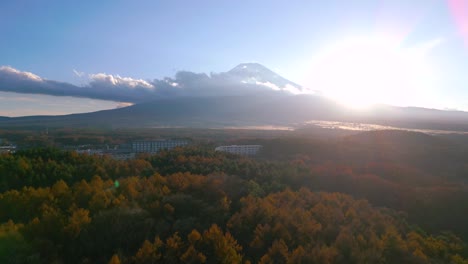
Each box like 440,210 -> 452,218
306,35 -> 436,109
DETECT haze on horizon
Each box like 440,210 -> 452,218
1,0 -> 468,116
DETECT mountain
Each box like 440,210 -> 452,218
145,63 -> 314,100
2,94 -> 468,132
1,63 -> 468,131
225,63 -> 305,94
0,63 -> 309,103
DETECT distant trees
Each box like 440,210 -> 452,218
0,146 -> 467,262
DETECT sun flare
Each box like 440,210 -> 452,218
306,35 -> 436,109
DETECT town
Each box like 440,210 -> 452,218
1,137 -> 262,159
74,140 -> 262,159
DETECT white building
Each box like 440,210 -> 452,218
0,145 -> 16,154
132,139 -> 189,153
215,145 -> 262,156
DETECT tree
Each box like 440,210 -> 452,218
202,224 -> 243,264
259,240 -> 289,264
108,254 -> 121,264
64,208 -> 91,238
134,238 -> 163,263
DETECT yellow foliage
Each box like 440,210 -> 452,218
108,254 -> 120,264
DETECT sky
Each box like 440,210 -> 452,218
1,0 -> 468,116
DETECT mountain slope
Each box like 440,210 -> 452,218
1,93 -> 468,132
225,63 -> 304,93
1,63 -> 468,130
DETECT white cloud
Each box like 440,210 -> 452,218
0,66 -> 157,102
0,66 -> 43,82
0,65 -> 305,104
116,102 -> 134,108
0,91 -> 124,117
256,81 -> 281,91
89,73 -> 154,89
255,81 -> 306,95
282,84 -> 303,95
168,81 -> 179,87
73,69 -> 85,77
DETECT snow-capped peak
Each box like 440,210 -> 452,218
227,63 -> 305,94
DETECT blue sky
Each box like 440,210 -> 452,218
1,0 -> 468,115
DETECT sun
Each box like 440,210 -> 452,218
305,35 -> 435,109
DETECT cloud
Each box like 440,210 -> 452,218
0,66 -> 157,102
0,65 -> 78,97
116,102 -> 134,108
0,65 -> 304,104
89,73 -> 154,89
73,69 -> 85,77
0,91 -> 124,117
0,66 -> 43,82
254,81 -> 304,95
0,94 -> 40,102
256,81 -> 281,91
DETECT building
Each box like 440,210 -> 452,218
132,139 -> 189,153
108,152 -> 135,160
75,149 -> 104,155
215,145 -> 262,156
0,145 -> 17,154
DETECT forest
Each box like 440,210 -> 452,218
1,129 -> 468,263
